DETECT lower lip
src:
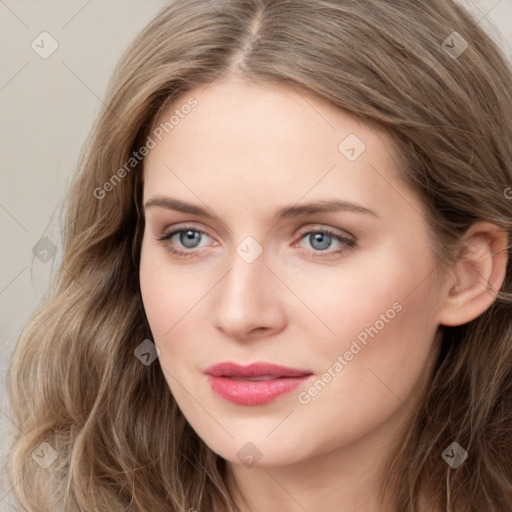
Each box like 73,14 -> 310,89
207,375 -> 313,405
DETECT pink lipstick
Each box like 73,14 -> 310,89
205,362 -> 313,406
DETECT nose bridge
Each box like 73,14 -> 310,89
222,242 -> 269,307
214,239 -> 285,337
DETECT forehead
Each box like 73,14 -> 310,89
147,78 -> 384,162
142,78 -> 417,222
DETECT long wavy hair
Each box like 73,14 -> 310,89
5,0 -> 512,510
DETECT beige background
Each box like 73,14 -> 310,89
0,0 -> 511,507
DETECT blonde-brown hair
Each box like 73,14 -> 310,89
5,1 -> 512,510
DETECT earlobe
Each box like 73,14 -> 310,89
439,222 -> 509,327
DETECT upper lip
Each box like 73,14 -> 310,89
204,362 -> 313,378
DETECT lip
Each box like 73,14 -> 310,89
205,362 -> 313,378
205,362 -> 314,406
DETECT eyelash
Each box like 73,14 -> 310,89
156,224 -> 357,259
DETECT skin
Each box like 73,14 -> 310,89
139,75 -> 508,512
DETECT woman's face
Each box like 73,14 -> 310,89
139,77 -> 447,467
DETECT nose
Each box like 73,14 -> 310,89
213,248 -> 287,341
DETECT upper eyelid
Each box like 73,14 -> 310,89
160,222 -> 353,237
160,224 -> 214,241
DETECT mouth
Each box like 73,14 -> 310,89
204,361 -> 313,379
204,362 -> 314,405
226,375 -> 287,381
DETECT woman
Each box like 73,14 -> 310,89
5,0 -> 512,511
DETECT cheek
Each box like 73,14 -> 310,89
311,260 -> 440,420
139,255 -> 205,395
139,241 -> 205,338
285,252 -> 419,344
139,249 -> 168,336
140,271 -> 175,336
300,244 -> 440,389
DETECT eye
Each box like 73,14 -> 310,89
295,227 -> 356,257
156,226 -> 213,258
156,224 -> 356,259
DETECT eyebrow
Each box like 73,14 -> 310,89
144,196 -> 379,220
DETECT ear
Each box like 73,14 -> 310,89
438,222 -> 509,327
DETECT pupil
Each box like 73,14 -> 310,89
311,232 -> 331,250
181,230 -> 200,248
